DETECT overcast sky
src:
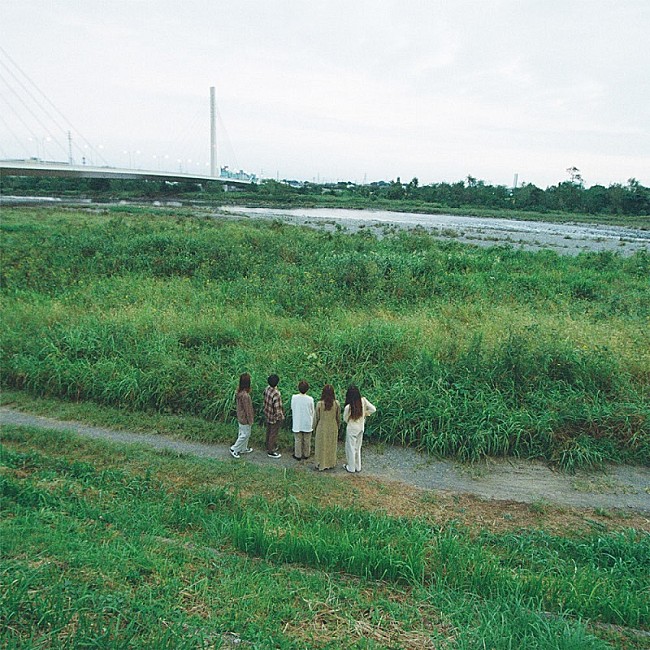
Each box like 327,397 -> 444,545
1,0 -> 648,187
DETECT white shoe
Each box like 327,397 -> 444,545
230,449 -> 240,459
343,464 -> 355,473
242,447 -> 253,454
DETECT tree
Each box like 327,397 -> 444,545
566,166 -> 583,186
583,185 -> 608,214
384,178 -> 405,200
405,177 -> 419,199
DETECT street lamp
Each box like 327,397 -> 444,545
42,136 -> 52,160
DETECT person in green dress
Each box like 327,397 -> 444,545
313,384 -> 341,471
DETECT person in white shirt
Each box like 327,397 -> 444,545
343,385 -> 376,473
290,380 -> 315,460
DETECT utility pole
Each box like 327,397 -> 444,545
67,131 -> 74,165
210,86 -> 217,177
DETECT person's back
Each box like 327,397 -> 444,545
291,392 -> 315,433
290,380 -> 315,460
343,386 -> 376,473
264,374 -> 284,458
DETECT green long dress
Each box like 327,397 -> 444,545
313,399 -> 341,470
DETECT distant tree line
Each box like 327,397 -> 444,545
0,176 -> 216,198
2,172 -> 649,217
284,175 -> 649,216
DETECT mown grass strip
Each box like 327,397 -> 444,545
1,426 -> 647,648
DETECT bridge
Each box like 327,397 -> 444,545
0,159 -> 255,187
1,47 -> 257,189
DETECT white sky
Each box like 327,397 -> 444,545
1,0 -> 648,187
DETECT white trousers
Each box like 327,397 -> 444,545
232,424 -> 252,453
345,429 -> 363,472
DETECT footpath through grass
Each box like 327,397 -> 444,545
2,425 -> 649,649
1,205 -> 649,469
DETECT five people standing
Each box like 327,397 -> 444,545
233,373 -> 375,473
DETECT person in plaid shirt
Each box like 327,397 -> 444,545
263,374 -> 285,458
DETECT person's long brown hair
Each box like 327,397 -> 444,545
344,385 -> 363,420
321,384 -> 335,411
238,372 -> 251,394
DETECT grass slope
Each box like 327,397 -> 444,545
2,426 -> 649,648
1,205 -> 649,469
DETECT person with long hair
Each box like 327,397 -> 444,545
230,372 -> 255,459
313,384 -> 341,471
343,385 -> 376,473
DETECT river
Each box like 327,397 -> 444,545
3,195 -> 648,255
219,206 -> 650,256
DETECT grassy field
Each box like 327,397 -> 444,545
1,205 -> 649,467
2,425 -> 649,649
1,205 -> 648,470
2,205 -> 649,648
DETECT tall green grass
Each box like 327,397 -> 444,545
1,206 -> 648,468
3,426 -> 646,648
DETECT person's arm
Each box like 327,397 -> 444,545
343,404 -> 350,423
276,392 -> 285,420
244,393 -> 254,424
335,401 -> 341,427
363,398 -> 376,417
313,402 -> 321,430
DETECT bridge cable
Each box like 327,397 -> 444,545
0,46 -> 109,166
0,71 -> 65,157
216,105 -> 239,171
0,108 -> 32,158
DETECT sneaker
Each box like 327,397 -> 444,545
267,451 -> 282,459
343,464 -> 355,473
230,449 -> 241,459
292,454 -> 302,461
242,447 -> 254,454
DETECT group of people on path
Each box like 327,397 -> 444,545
230,373 -> 376,474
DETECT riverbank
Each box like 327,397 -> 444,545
216,205 -> 650,255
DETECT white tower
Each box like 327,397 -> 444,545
210,86 -> 217,177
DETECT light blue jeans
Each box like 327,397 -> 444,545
232,423 -> 252,453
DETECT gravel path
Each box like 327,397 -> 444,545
2,407 -> 649,513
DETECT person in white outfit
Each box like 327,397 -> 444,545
290,380 -> 315,460
343,385 -> 376,473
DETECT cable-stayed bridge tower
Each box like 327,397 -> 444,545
210,86 -> 217,177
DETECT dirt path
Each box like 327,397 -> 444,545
2,407 -> 649,513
